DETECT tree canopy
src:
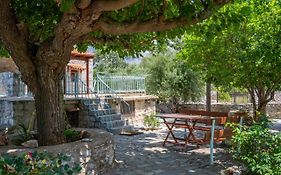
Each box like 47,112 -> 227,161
178,0 -> 281,119
0,0 -> 229,145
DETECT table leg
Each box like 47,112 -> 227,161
163,118 -> 177,146
210,119 -> 215,165
186,120 -> 197,141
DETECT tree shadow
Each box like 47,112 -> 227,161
105,127 -> 235,175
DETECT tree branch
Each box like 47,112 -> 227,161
50,0 -> 139,65
94,0 -> 229,35
0,0 -> 37,90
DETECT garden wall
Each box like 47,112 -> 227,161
0,128 -> 115,174
0,95 -> 157,130
0,99 -> 35,130
124,99 -> 156,126
176,102 -> 281,118
107,95 -> 157,127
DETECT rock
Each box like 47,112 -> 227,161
80,130 -> 91,139
22,139 -> 38,148
220,166 -> 242,175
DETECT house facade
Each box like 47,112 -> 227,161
0,51 -> 94,97
0,52 -> 157,132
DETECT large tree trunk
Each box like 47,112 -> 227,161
33,67 -> 65,146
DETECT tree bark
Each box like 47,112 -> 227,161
257,97 -> 267,119
248,87 -> 273,122
33,66 -> 65,146
248,88 -> 257,121
206,82 -> 211,112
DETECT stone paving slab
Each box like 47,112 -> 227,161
104,125 -> 237,175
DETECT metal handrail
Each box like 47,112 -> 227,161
95,72 -> 146,94
95,73 -> 131,114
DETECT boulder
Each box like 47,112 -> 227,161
22,139 -> 39,148
220,166 -> 242,175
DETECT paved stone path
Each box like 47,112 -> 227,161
105,125 -> 236,175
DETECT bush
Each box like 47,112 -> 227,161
230,117 -> 281,175
0,151 -> 81,174
63,128 -> 80,142
11,124 -> 33,146
143,113 -> 160,130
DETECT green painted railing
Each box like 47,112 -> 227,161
64,74 -> 131,113
94,73 -> 146,94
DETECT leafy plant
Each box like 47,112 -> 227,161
0,151 -> 81,175
230,117 -> 281,175
64,128 -> 80,142
143,113 -> 160,130
11,124 -> 33,146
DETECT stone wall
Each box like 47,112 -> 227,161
12,100 -> 35,127
0,95 -> 157,130
178,102 -> 281,118
0,100 -> 14,129
122,98 -> 156,127
0,128 -> 115,175
77,101 -> 91,128
39,129 -> 115,174
0,99 -> 89,130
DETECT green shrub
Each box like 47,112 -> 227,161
143,113 -> 160,130
0,151 -> 81,174
230,117 -> 281,175
64,128 -> 80,142
11,124 -> 33,146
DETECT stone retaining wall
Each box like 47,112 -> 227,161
0,100 -> 14,129
0,99 -> 35,130
177,102 -> 281,118
0,128 -> 115,174
116,99 -> 156,126
0,96 -> 157,130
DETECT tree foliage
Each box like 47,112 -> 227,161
145,53 -> 203,102
93,51 -> 128,74
178,0 -> 281,119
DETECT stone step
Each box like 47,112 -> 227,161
108,125 -> 134,134
97,114 -> 122,122
101,120 -> 126,129
87,103 -> 112,111
89,109 -> 116,116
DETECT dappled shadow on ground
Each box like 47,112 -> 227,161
105,124 -> 236,175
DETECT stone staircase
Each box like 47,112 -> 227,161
82,98 -> 133,134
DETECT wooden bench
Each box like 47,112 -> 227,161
178,109 -> 245,144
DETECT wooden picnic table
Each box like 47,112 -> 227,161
156,113 -> 220,165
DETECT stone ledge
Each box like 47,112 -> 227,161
0,128 -> 115,175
